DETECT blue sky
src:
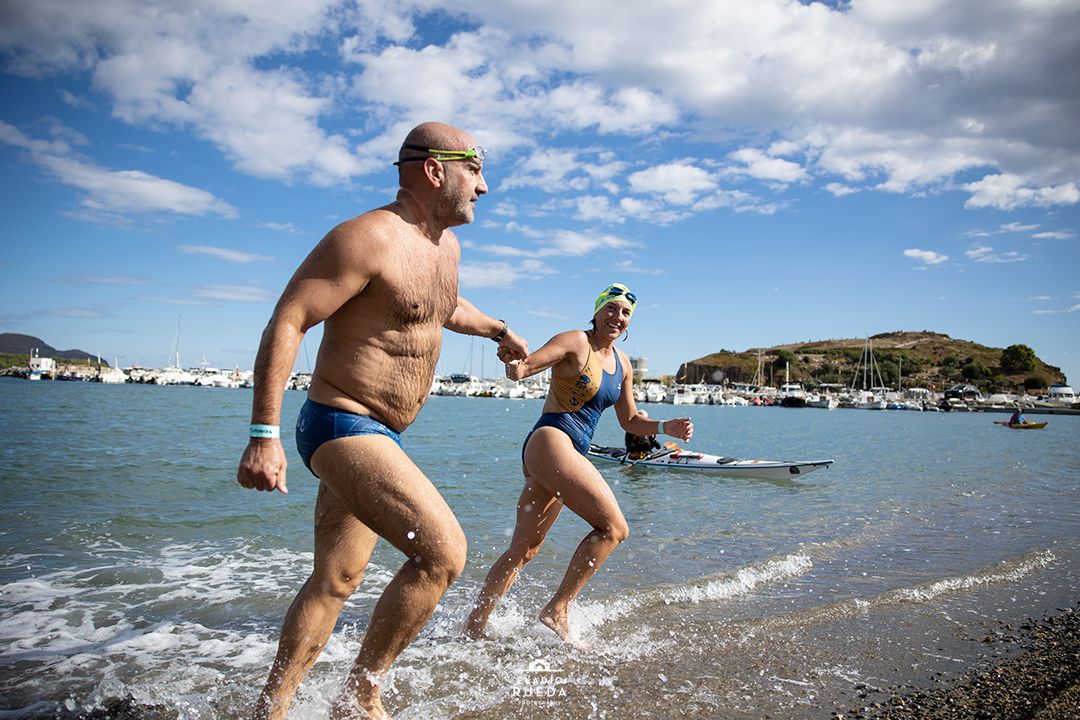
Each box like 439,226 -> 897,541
1,0 -> 1078,383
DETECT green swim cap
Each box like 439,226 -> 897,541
594,283 -> 637,317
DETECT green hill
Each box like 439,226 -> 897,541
678,331 -> 1064,393
0,333 -> 103,368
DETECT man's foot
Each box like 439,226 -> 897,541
331,676 -> 388,720
539,605 -> 573,643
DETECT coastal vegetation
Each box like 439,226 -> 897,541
679,331 -> 1064,393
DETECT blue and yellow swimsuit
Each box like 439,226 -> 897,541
524,341 -> 623,460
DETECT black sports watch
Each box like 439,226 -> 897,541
491,320 -> 508,342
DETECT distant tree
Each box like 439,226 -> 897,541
962,361 -> 989,381
988,374 -> 1009,392
1001,344 -> 1037,373
1024,375 -> 1047,392
941,355 -> 959,368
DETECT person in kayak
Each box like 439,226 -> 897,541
625,409 -> 661,459
1007,406 -> 1028,426
464,283 -> 693,643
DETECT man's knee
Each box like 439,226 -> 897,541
312,565 -> 365,601
413,536 -> 467,587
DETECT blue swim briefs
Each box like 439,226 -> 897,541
295,399 -> 403,476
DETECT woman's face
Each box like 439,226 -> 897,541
594,300 -> 633,340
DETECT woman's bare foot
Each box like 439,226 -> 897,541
463,613 -> 488,640
539,604 -> 573,643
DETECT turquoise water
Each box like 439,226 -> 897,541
1,377 -> 1077,718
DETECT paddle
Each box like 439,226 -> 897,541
620,441 -> 682,472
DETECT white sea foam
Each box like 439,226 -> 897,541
888,548 -> 1057,604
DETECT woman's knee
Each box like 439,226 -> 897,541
607,518 -> 630,544
521,541 -> 544,563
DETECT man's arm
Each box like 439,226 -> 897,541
445,295 -> 528,360
237,225 -> 378,494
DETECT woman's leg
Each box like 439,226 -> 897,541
524,429 -> 630,642
465,475 -> 563,638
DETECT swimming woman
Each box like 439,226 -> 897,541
465,283 -> 693,642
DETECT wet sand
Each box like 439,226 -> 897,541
838,603 -> 1079,720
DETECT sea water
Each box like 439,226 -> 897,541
1,377 -> 1077,719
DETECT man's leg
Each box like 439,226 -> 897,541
464,477 -> 563,638
312,435 -> 468,720
254,483 -> 378,720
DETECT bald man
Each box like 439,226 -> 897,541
237,122 -> 528,719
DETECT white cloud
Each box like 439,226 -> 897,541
1000,222 -> 1040,233
193,285 -> 275,302
963,174 -> 1080,211
0,121 -> 237,218
262,222 -> 300,234
40,154 -> 238,217
540,230 -> 636,257
458,259 -> 555,289
3,0 -> 1079,215
965,244 -> 1029,264
1032,230 -> 1075,240
628,162 -> 716,206
179,245 -> 273,263
574,195 -> 623,223
903,248 -> 948,265
727,147 -> 808,184
471,227 -> 637,261
528,308 -> 569,319
825,182 -> 858,197
2,0 -> 364,185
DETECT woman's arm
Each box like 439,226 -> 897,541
502,331 -> 584,381
613,351 -> 695,441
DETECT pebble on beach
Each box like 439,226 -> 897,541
843,604 -> 1080,720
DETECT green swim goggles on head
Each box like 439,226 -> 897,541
594,283 -> 637,316
394,144 -> 486,166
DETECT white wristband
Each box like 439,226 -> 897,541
250,424 -> 280,439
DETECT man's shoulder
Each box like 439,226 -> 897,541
320,207 -> 405,255
331,206 -> 402,238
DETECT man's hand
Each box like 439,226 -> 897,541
497,328 -> 528,362
237,438 -> 289,494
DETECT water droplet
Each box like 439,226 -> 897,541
407,531 -> 416,540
